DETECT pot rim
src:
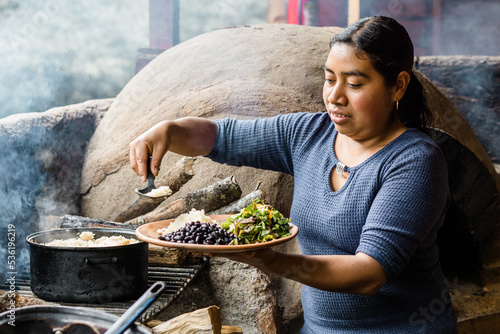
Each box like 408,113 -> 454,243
26,227 -> 145,251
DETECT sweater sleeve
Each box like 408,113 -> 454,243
356,139 -> 450,280
206,112 -> 320,175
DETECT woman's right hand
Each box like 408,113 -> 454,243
129,121 -> 171,182
129,117 -> 218,182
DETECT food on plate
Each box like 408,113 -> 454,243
155,200 -> 291,246
145,185 -> 173,197
42,231 -> 139,247
221,199 -> 291,245
158,221 -> 237,245
157,209 -> 216,235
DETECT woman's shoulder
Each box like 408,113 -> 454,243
403,127 -> 436,141
383,128 -> 447,170
391,128 -> 441,153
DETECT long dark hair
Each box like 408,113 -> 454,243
330,16 -> 432,133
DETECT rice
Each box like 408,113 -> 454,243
157,208 -> 215,236
43,231 -> 139,247
146,186 -> 172,197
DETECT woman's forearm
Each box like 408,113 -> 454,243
233,250 -> 387,295
167,117 -> 218,157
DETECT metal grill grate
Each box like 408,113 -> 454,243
2,260 -> 206,323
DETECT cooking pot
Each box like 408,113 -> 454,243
26,228 -> 148,303
0,305 -> 151,333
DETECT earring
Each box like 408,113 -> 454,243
396,100 -> 399,111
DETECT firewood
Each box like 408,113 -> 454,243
115,157 -> 196,222
127,176 -> 242,226
148,244 -> 189,266
51,215 -> 137,229
156,157 -> 196,193
146,321 -> 242,333
151,305 -> 221,334
221,326 -> 243,334
208,188 -> 266,215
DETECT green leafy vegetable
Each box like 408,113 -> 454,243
222,199 -> 291,245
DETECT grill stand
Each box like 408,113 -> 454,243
2,259 -> 207,324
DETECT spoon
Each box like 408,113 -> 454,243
104,281 -> 167,334
134,157 -> 169,203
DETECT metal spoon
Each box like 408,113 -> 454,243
104,281 -> 167,334
134,157 -> 169,203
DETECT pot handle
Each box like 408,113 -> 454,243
85,257 -> 118,264
104,281 -> 167,334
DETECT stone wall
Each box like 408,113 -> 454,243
416,56 -> 500,165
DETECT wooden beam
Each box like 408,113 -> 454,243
149,0 -> 179,49
267,0 -> 286,23
432,0 -> 442,55
348,0 -> 360,25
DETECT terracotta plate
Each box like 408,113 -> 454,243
135,214 -> 298,253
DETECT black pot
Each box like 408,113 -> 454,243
26,228 -> 148,304
0,305 -> 151,333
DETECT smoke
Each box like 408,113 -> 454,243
0,121 -> 51,285
0,0 -> 270,120
179,0 -> 267,41
0,0 -> 148,286
440,1 -> 500,56
0,0 -> 149,119
0,0 -> 268,286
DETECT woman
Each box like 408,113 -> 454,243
130,16 -> 457,333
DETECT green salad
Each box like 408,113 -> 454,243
221,199 -> 291,245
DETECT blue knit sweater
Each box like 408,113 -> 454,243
207,112 -> 457,333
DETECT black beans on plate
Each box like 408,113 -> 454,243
158,221 -> 237,245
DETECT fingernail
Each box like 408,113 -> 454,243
154,167 -> 159,176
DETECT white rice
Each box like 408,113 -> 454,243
157,209 -> 215,236
43,231 -> 138,247
146,186 -> 172,197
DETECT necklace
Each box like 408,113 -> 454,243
334,134 -> 350,178
335,161 -> 347,177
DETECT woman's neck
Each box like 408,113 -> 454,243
335,120 -> 407,166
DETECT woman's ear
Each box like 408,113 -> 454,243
395,71 -> 411,101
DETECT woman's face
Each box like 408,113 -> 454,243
323,43 -> 399,141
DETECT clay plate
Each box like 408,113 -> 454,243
135,214 -> 298,253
